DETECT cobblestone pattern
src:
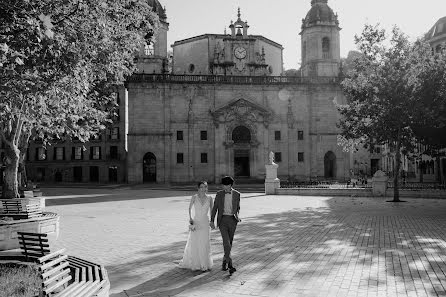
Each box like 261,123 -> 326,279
43,188 -> 446,297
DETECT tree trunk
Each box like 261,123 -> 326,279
392,141 -> 401,202
1,144 -> 20,199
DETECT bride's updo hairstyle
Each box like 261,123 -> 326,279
197,181 -> 208,188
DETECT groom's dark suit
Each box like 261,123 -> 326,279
211,189 -> 241,269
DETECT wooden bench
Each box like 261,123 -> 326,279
17,232 -> 110,297
0,198 -> 42,219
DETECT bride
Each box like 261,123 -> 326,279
178,181 -> 214,271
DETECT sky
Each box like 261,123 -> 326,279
161,0 -> 446,70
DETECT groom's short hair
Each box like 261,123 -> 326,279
222,176 -> 234,185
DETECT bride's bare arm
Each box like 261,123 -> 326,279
189,195 -> 195,223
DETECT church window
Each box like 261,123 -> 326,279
298,130 -> 304,140
274,152 -> 282,163
177,153 -> 184,164
200,131 -> 207,140
322,37 -> 330,59
232,126 -> 251,143
188,64 -> 195,73
201,153 -> 208,163
298,152 -> 304,162
177,131 -> 183,140
274,131 -> 281,141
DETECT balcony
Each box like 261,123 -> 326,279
127,74 -> 341,85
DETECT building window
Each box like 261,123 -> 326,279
177,131 -> 183,141
110,127 -> 119,140
177,153 -> 184,164
275,131 -> 281,140
72,147 -> 83,160
109,146 -> 118,159
298,152 -> 304,162
200,131 -> 207,140
322,37 -> 330,59
144,42 -> 154,56
274,152 -> 282,163
54,147 -> 65,160
36,147 -> 47,161
90,146 -> 101,160
201,153 -> 208,163
298,130 -> 304,140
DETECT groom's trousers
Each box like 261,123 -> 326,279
220,215 -> 238,265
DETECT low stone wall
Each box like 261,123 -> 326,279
384,189 -> 446,199
275,187 -> 446,199
275,188 -> 373,197
0,212 -> 59,250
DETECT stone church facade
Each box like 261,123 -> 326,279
126,0 -> 352,183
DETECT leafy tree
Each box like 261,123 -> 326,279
337,24 -> 445,202
0,0 -> 159,198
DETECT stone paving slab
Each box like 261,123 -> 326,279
41,188 -> 446,297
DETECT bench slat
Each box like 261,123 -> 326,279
79,280 -> 106,297
42,261 -> 70,279
43,274 -> 72,295
57,281 -> 89,297
42,269 -> 71,287
38,249 -> 66,263
75,280 -> 100,297
40,254 -> 69,271
52,280 -> 83,297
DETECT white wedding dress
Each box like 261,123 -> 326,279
178,194 -> 214,271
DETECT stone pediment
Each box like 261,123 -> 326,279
210,99 -> 272,128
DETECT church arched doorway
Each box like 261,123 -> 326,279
143,152 -> 157,183
324,151 -> 337,179
232,126 -> 251,177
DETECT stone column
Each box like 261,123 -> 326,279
372,170 -> 389,196
265,151 -> 280,194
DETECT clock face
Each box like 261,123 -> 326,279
234,46 -> 247,59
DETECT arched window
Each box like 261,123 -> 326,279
322,37 -> 330,59
232,126 -> 251,143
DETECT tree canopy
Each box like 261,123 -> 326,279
337,24 -> 446,201
0,0 -> 159,197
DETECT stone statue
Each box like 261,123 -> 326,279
269,151 -> 275,164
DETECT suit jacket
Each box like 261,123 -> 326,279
211,189 -> 241,227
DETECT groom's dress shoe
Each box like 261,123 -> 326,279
221,263 -> 228,271
228,266 -> 236,274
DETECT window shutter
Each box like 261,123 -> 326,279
71,147 -> 75,160
90,147 -> 93,160
53,148 -> 57,160
63,148 -> 66,160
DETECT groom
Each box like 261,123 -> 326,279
210,176 -> 241,274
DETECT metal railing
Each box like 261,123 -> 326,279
127,74 -> 341,85
281,180 -> 372,189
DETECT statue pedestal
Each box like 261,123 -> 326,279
372,170 -> 389,196
265,163 -> 280,194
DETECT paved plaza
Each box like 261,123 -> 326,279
42,186 -> 446,297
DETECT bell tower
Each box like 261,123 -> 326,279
136,0 -> 169,74
300,0 -> 341,77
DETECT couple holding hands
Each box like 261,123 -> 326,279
178,176 -> 241,274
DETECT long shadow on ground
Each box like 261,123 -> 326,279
107,196 -> 446,296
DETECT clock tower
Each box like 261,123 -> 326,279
211,8 -> 271,76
